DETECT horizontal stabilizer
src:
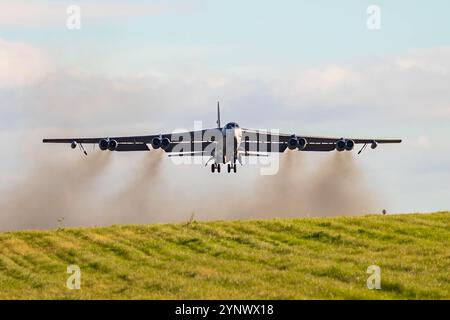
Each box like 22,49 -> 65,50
165,142 -> 215,153
167,151 -> 207,157
302,143 -> 336,152
116,144 -> 150,152
240,142 -> 288,153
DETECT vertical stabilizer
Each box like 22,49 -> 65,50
216,101 -> 221,128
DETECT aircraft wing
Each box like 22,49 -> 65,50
42,129 -> 222,154
42,129 -> 216,145
241,128 -> 401,152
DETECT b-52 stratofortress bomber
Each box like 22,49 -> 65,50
43,103 -> 402,173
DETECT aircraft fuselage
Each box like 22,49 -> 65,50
214,124 -> 243,164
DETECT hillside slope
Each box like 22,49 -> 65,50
0,212 -> 449,299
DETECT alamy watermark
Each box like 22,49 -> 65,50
367,5 -> 381,30
66,264 -> 81,290
366,265 -> 381,290
165,121 -> 282,175
66,5 -> 81,30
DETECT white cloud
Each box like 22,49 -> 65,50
270,47 -> 450,121
0,0 -> 199,27
0,38 -> 52,88
394,47 -> 450,75
416,135 -> 432,148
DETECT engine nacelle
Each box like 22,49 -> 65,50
287,136 -> 298,150
151,137 -> 162,149
297,137 -> 308,150
99,139 -> 109,151
161,137 -> 171,151
371,141 -> 378,149
71,141 -> 77,149
345,139 -> 355,151
108,139 -> 118,151
336,139 -> 346,152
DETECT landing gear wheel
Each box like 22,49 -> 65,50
227,164 -> 231,173
211,163 -> 215,173
233,165 -> 237,173
217,164 -> 221,173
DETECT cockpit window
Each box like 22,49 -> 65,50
225,122 -> 239,129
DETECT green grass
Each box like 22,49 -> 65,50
0,212 -> 449,299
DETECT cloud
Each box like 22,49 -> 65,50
270,47 -> 450,122
0,38 -> 52,88
2,42 -> 450,132
416,135 -> 432,148
0,0 -> 200,27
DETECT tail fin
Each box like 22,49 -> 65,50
216,101 -> 221,128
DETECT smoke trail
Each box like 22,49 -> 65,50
0,152 -> 111,231
99,151 -> 164,225
233,152 -> 308,219
226,151 -> 378,220
306,152 -> 378,216
0,148 -> 379,231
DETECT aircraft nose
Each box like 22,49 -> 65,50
225,128 -> 242,140
235,128 -> 242,138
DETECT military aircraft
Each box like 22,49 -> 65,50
43,103 -> 402,173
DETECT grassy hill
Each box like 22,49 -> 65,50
0,212 -> 449,299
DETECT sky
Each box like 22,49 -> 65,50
0,0 -> 449,222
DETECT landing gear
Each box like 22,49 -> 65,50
227,163 -> 237,173
212,163 -> 237,173
211,163 -> 221,173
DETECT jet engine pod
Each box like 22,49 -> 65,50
161,137 -> 171,151
287,136 -> 298,150
371,141 -> 378,149
99,139 -> 109,151
345,139 -> 355,151
297,137 -> 308,150
336,139 -> 346,152
151,137 -> 162,149
108,139 -> 118,151
70,141 -> 77,149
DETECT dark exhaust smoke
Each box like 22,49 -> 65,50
0,152 -> 111,231
0,149 -> 379,231
101,151 -> 164,225
306,152 -> 378,216
227,151 -> 378,219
